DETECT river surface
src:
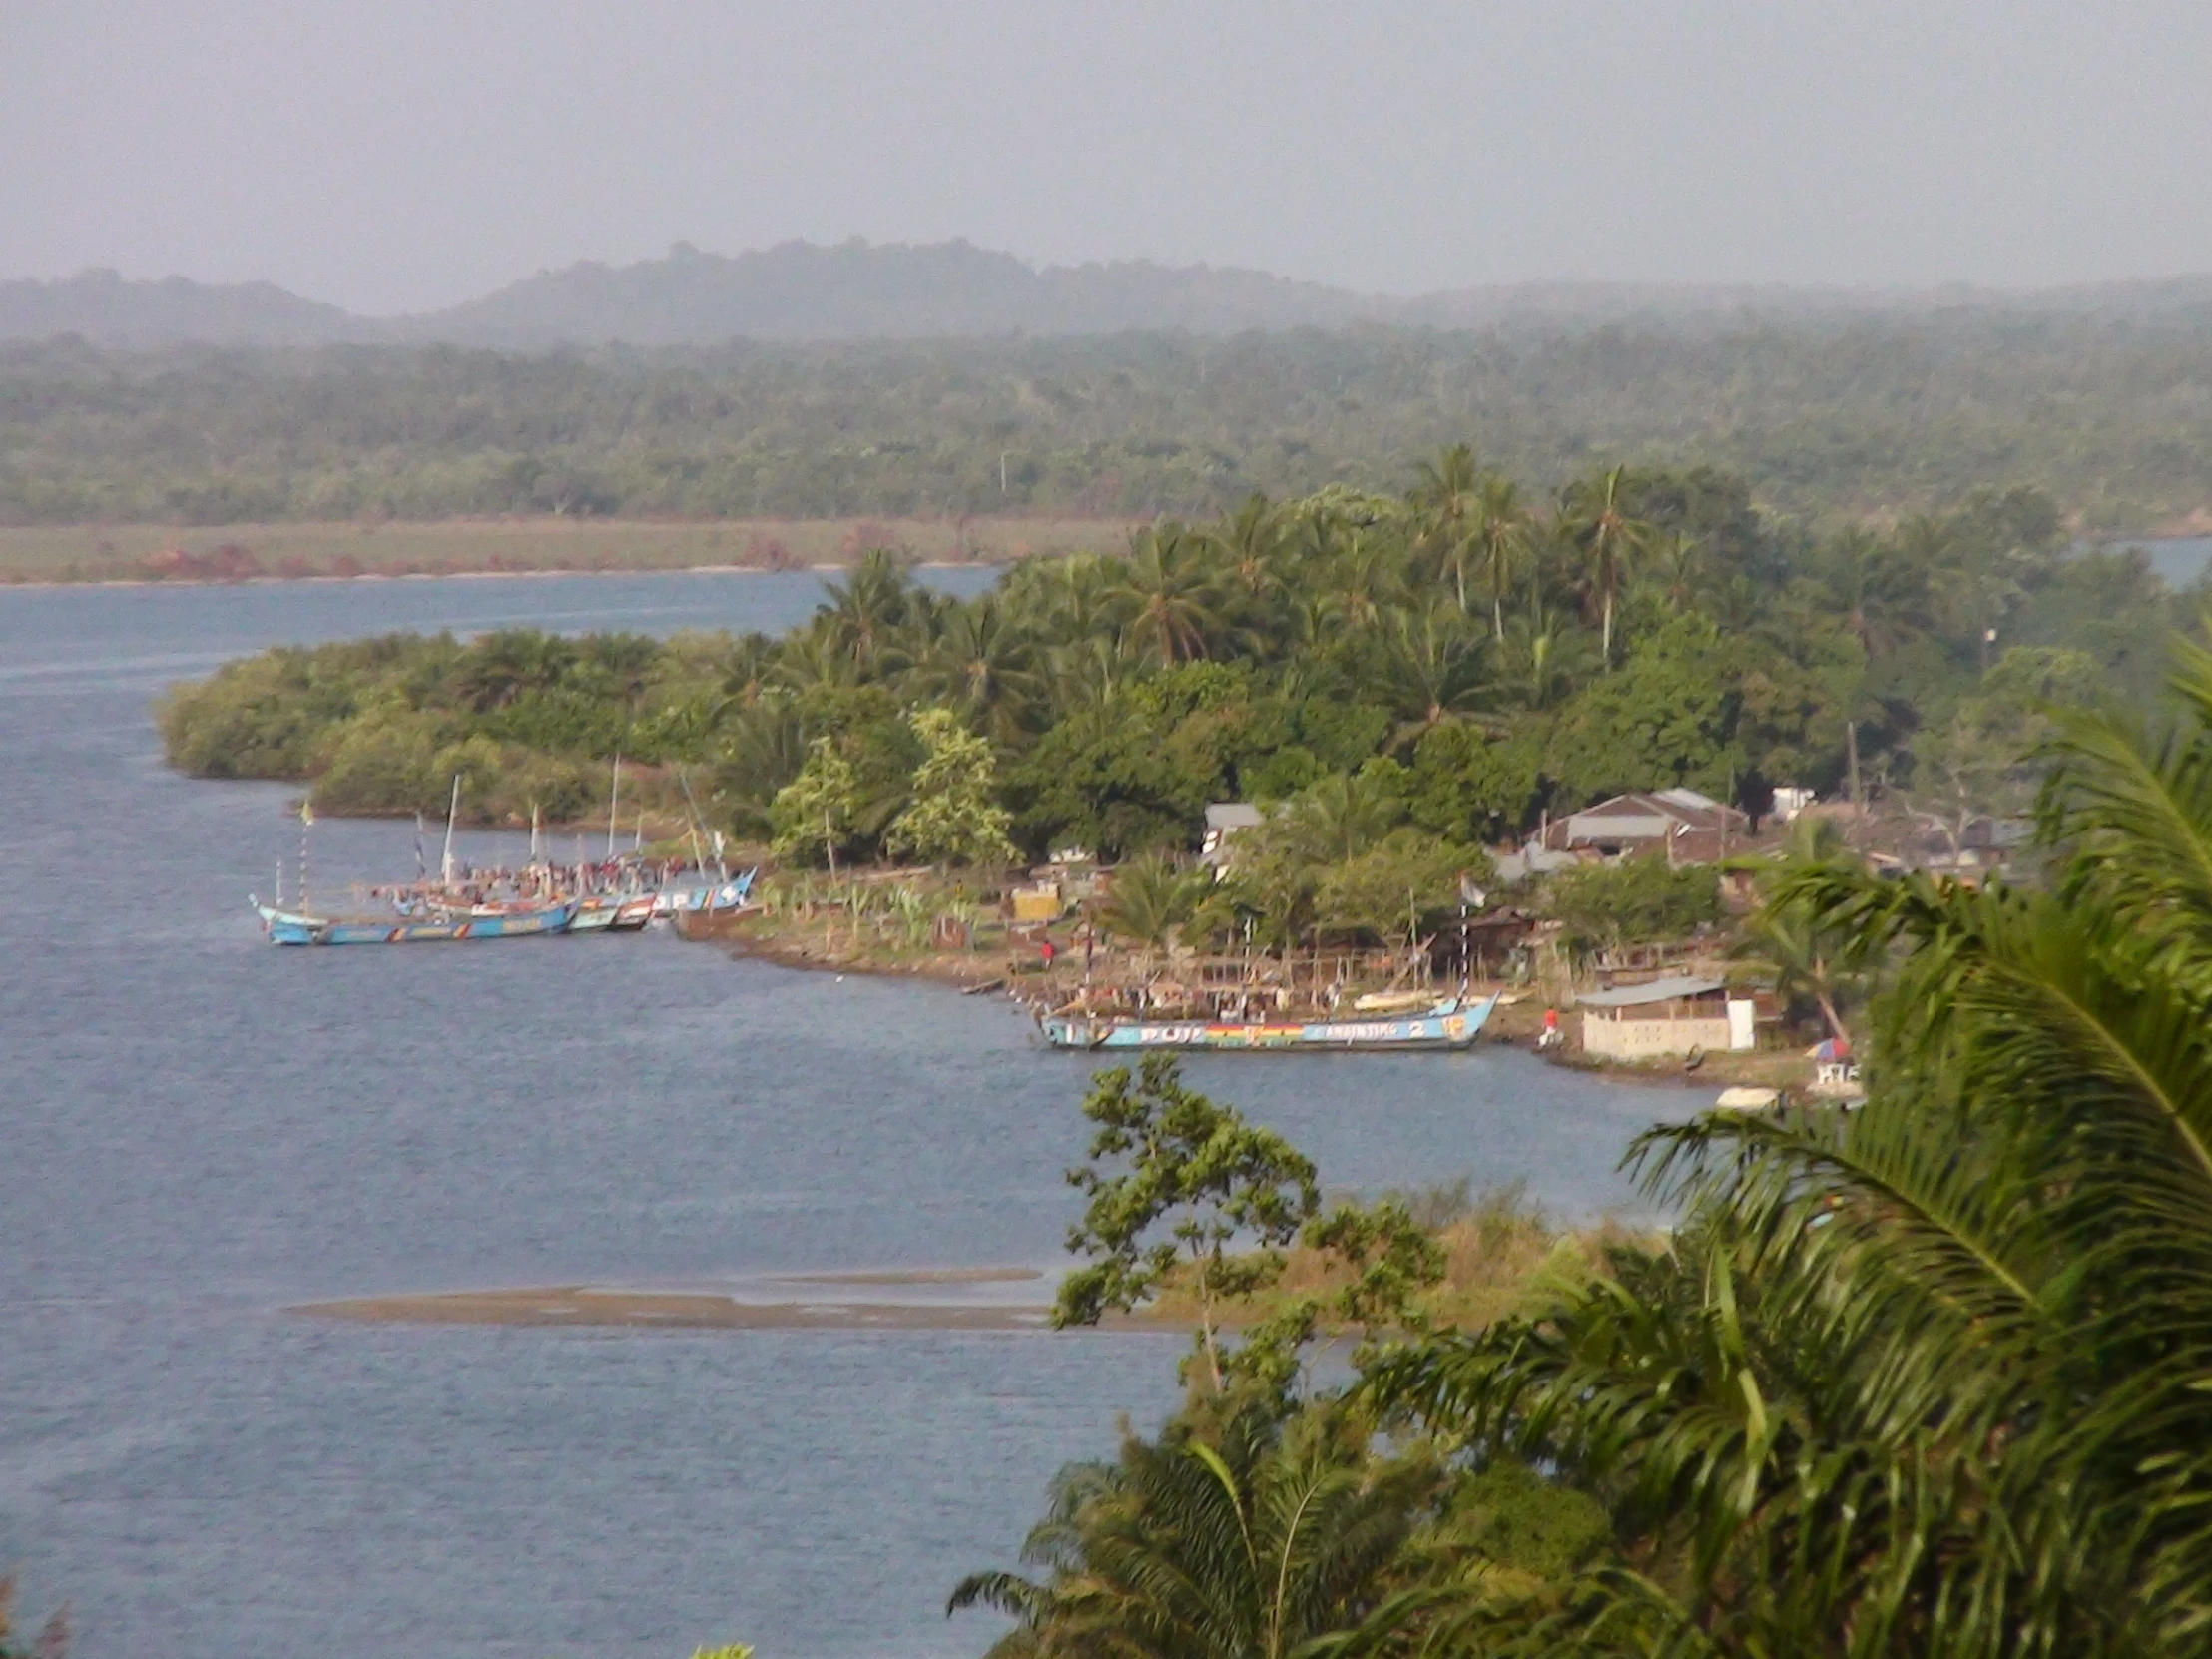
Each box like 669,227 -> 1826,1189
0,571 -> 1693,1659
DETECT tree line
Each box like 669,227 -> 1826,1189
158,449 -> 2181,946
9,307 -> 2212,529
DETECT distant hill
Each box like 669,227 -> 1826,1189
0,268 -> 373,347
6,241 -> 2212,349
403,239 -> 1385,344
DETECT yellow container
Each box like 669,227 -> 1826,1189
1011,889 -> 1062,923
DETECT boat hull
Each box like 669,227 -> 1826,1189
254,899 -> 576,945
1041,994 -> 1497,1053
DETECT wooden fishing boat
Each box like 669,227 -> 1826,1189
567,892 -> 659,933
252,896 -> 576,945
1039,992 -> 1499,1053
567,896 -> 621,933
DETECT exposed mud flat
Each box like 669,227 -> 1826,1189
292,1284 -> 1057,1331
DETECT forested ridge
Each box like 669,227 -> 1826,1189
12,305 -> 2212,529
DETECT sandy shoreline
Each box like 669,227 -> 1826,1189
292,1284 -> 1059,1332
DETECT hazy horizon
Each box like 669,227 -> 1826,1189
5,1 -> 2211,314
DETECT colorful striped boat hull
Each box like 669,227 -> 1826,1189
1040,993 -> 1497,1053
253,898 -> 576,945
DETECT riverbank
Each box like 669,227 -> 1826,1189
698,902 -> 1821,1093
0,514 -> 1137,585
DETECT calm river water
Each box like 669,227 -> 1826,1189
0,571 -> 1692,1659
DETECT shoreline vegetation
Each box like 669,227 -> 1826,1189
156,446 -> 2185,1091
1,514 -> 2207,589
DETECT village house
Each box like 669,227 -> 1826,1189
1538,788 -> 1751,865
1200,802 -> 1267,869
1577,974 -> 1758,1059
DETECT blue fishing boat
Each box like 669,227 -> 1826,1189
1039,992 -> 1498,1053
252,896 -> 577,945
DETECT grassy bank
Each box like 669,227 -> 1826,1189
0,514 -> 1135,585
1138,1182 -> 1645,1338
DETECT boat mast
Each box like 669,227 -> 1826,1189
529,803 -> 542,866
297,795 -> 314,912
606,754 -> 621,860
440,775 -> 461,885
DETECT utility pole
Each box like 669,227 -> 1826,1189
1847,721 -> 1864,814
999,452 -> 1010,496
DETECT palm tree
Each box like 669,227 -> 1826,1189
1814,527 -> 1929,659
908,597 -> 1044,748
1322,531 -> 1398,635
1369,600 -> 1493,749
818,545 -> 918,675
1371,639 -> 2212,1654
1107,524 -> 1230,666
1279,770 -> 1402,863
1468,476 -> 1531,641
950,1399 -> 1457,1659
1499,597 -> 1593,712
1730,814 -> 1859,1039
1558,465 -> 1656,668
1003,550 -> 1118,648
1409,444 -> 1482,611
1210,491 -> 1291,609
1646,529 -> 1703,609
1096,853 -> 1214,954
455,628 -> 573,711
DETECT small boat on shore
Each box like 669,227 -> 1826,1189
253,896 -> 578,945
1039,992 -> 1498,1053
568,893 -> 658,933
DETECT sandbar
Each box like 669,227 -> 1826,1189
291,1285 -> 1055,1331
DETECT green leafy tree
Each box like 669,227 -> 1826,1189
1545,858 -> 1722,951
1904,643 -> 2104,854
1313,829 -> 1486,946
1056,1057 -> 1320,1391
1407,723 -> 1543,844
883,707 -> 1016,866
768,735 -> 860,865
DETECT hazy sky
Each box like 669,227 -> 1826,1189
4,0 -> 2209,312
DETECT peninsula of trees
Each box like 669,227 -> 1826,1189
160,452 -> 2173,948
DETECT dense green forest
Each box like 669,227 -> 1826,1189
160,450 -> 2182,943
954,655 -> 2212,1651
12,306 -> 2212,529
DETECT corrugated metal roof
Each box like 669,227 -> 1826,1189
1577,974 -> 1726,1008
